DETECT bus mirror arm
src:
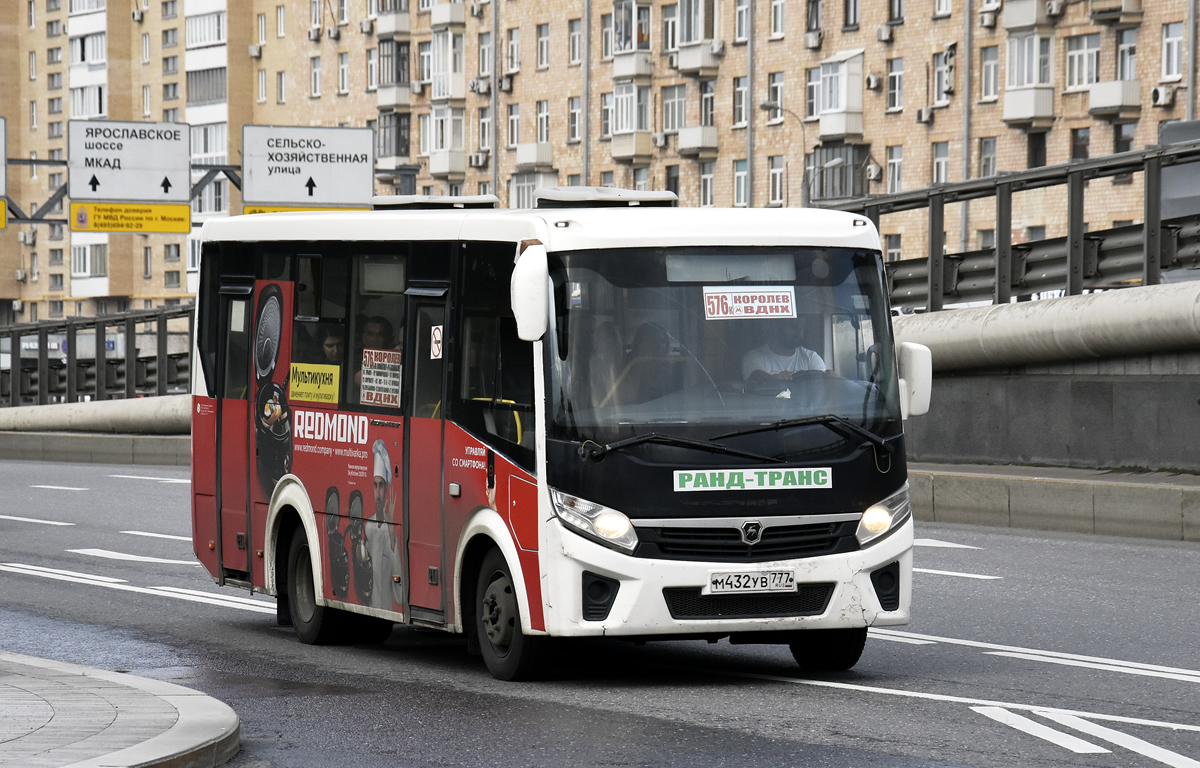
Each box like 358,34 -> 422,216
512,243 -> 550,342
897,342 -> 932,420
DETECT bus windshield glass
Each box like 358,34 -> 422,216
547,246 -> 900,444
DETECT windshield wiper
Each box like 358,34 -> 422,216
711,415 -> 895,453
579,432 -> 781,463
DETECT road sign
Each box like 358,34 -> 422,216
0,117 -> 7,230
69,202 -> 190,234
68,120 -> 191,203
242,125 -> 374,206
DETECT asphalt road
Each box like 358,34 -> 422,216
1,459 -> 1198,768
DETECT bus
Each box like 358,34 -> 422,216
191,192 -> 931,681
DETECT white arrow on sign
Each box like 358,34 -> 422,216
67,120 -> 191,204
241,125 -> 374,206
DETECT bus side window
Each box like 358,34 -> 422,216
292,253 -> 350,376
223,299 -> 250,400
349,251 -> 406,408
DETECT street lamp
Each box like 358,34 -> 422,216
759,100 -> 810,207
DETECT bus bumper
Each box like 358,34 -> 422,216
539,516 -> 913,638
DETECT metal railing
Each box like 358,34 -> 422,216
825,138 -> 1200,310
1,307 -> 194,407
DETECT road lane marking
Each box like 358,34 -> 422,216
152,586 -> 271,608
121,530 -> 192,542
970,707 -> 1109,754
1037,712 -> 1200,768
0,563 -> 275,614
987,651 -> 1200,685
871,629 -> 1200,679
913,568 -> 1001,580
867,630 -> 936,645
67,549 -> 198,565
30,485 -> 88,491
110,474 -> 190,485
1,563 -> 126,583
0,515 -> 74,527
736,672 -> 1200,733
914,538 -> 981,550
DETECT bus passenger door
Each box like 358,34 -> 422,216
406,299 -> 446,616
215,286 -> 253,583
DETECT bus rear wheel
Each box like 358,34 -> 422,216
287,532 -> 343,645
789,627 -> 868,672
475,549 -> 545,681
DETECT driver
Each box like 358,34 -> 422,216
742,317 -> 827,383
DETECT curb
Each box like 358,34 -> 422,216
0,432 -> 190,466
0,652 -> 239,768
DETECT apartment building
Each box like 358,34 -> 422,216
0,0 -> 1191,323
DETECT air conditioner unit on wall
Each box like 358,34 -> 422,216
652,133 -> 667,148
411,80 -> 424,95
804,30 -> 823,49
917,106 -> 934,124
360,18 -> 374,33
710,39 -> 725,56
498,75 -> 513,93
877,25 -> 893,43
468,152 -> 489,168
14,269 -> 27,283
470,2 -> 484,17
865,74 -> 882,90
866,163 -> 882,181
131,9 -> 144,22
979,10 -> 996,27
307,27 -> 322,42
12,300 -> 23,312
327,27 -> 340,40
1152,85 -> 1176,107
248,44 -> 263,58
469,77 -> 491,94
667,52 -> 678,68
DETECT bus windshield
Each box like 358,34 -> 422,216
546,246 -> 900,444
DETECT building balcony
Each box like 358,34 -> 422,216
515,142 -> 554,170
612,50 -> 653,81
376,151 -> 411,170
1003,0 -> 1050,28
377,8 -> 410,37
1089,0 -> 1142,25
1003,87 -> 1055,128
1089,80 -> 1141,119
818,110 -> 863,140
431,1 -> 466,28
429,148 -> 465,179
430,74 -> 465,101
677,125 -> 718,158
677,40 -> 721,77
377,83 -> 411,109
611,131 -> 653,163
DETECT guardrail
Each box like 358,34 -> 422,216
1,306 -> 193,408
825,138 -> 1200,310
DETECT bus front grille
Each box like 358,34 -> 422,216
662,584 -> 835,620
634,521 -> 859,563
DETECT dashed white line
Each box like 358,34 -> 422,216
913,567 -> 1001,580
121,530 -> 192,542
67,549 -> 198,566
110,474 -> 190,485
30,485 -> 88,491
867,630 -> 936,645
970,707 -> 1109,754
1,563 -> 126,583
152,586 -> 270,608
913,538 -> 982,550
1037,712 -> 1200,768
0,515 -> 74,527
987,651 -> 1200,685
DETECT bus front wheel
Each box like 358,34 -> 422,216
287,532 -> 342,645
789,627 -> 868,672
475,548 -> 545,681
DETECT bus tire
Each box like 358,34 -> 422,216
788,627 -> 868,672
475,548 -> 545,681
287,531 -> 342,645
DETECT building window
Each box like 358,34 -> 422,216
1117,29 -> 1137,81
479,32 -> 491,76
311,56 -> 321,96
142,32 -> 150,62
537,23 -> 549,67
367,49 -> 378,90
310,0 -> 321,25
844,0 -> 858,27
276,71 -> 286,103
418,113 -> 431,154
700,80 -> 715,126
732,76 -> 747,126
766,73 -> 784,122
601,14 -> 613,58
886,145 -> 902,193
508,104 -> 519,146
679,0 -> 715,45
884,234 -> 902,262
70,32 -> 107,65
48,47 -> 62,64
165,271 -> 181,289
820,60 -> 842,112
185,12 -> 225,48
1028,226 -> 1046,241
536,100 -> 549,142
1028,131 -> 1047,168
805,67 -> 821,117
479,181 -> 491,196
419,41 -> 431,81
1008,34 -> 1052,87
70,85 -> 106,118
1066,34 -> 1100,89
770,0 -> 784,36
569,19 -> 582,63
162,0 -> 176,18
978,229 -> 995,249
700,161 -> 714,206
185,68 -> 226,105
258,13 -> 267,44
47,19 -> 62,36
431,105 -> 464,152
633,167 -> 648,191
29,101 -> 37,130
338,52 -> 349,93
568,97 -> 581,141
933,52 -> 951,105
662,6 -> 677,51
29,50 -> 36,79
807,0 -> 821,31
48,122 -> 63,138
163,107 -> 179,122
601,92 -> 613,137
50,273 -> 64,291
1162,22 -> 1183,80
1071,127 -> 1090,160
1114,121 -> 1135,153
163,27 -> 178,48
733,159 -> 748,206
601,171 -> 614,187
768,156 -> 784,205
163,82 -> 179,101
979,136 -> 996,177
48,72 -> 62,90
191,123 -> 227,165
380,39 -> 409,85
27,0 -> 34,27
48,96 -> 63,114
163,55 -> 177,74
614,0 -> 651,53
734,0 -> 747,41
511,173 -> 538,208
478,107 -> 491,150
568,174 -> 582,187
886,58 -> 903,110
888,0 -> 903,22
614,82 -> 649,132
165,243 -> 180,262
71,244 -> 108,277
932,141 -> 949,184
379,111 -> 411,157
662,85 -> 685,131
934,0 -> 949,16
277,4 -> 286,36
507,27 -> 520,71
981,46 -> 998,100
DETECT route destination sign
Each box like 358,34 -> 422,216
242,125 -> 374,208
67,120 -> 191,234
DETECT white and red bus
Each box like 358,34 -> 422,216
191,191 -> 931,680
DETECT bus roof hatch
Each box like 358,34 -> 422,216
534,186 -> 678,208
372,194 -> 500,210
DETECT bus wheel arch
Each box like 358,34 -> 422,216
474,547 -> 547,680
264,476 -> 324,604
453,509 -> 537,638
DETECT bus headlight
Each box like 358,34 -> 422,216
856,483 -> 912,547
550,489 -> 639,553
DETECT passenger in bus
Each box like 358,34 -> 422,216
318,324 -> 345,367
354,316 -> 403,403
742,317 -> 827,382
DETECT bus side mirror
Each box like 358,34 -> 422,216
511,243 -> 549,341
897,342 -> 931,420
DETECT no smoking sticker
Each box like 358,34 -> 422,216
430,325 -> 443,360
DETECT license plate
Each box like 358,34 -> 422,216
704,570 -> 796,595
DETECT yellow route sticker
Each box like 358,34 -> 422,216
289,363 -> 341,405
